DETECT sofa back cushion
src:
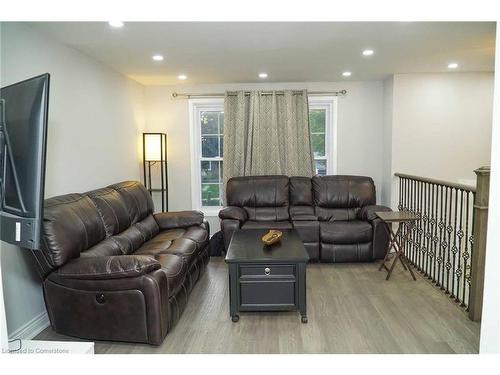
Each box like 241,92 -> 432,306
289,176 -> 315,217
39,181 -> 157,274
42,194 -> 106,267
86,187 -> 131,236
108,181 -> 154,224
312,175 -> 376,221
226,176 -> 290,221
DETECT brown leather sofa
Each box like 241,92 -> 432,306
31,181 -> 210,345
219,175 -> 391,263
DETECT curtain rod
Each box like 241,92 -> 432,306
171,90 -> 347,99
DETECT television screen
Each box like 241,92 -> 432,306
0,73 -> 49,249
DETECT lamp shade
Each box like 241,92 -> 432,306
144,133 -> 165,161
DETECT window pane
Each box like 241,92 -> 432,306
311,133 -> 326,157
219,112 -> 224,133
201,184 -> 221,206
309,109 -> 326,133
219,136 -> 224,156
201,160 -> 221,183
315,159 -> 327,176
202,135 -> 219,157
201,111 -> 220,135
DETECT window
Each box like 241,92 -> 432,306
308,96 -> 337,176
190,96 -> 337,213
190,98 -> 225,214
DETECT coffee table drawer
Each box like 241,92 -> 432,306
239,264 -> 295,278
240,280 -> 296,309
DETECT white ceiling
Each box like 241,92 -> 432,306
31,22 -> 495,85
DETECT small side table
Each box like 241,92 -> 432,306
375,211 -> 419,281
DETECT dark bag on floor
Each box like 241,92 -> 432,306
209,231 -> 224,257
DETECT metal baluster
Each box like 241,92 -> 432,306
446,188 -> 456,300
460,194 -> 474,307
408,179 -> 414,263
402,178 -> 406,252
437,185 -> 444,287
429,183 -> 436,281
450,188 -> 459,299
398,178 -> 402,211
455,189 -> 464,303
442,187 -> 451,291
398,177 -> 403,211
466,203 -> 474,310
450,190 -> 464,297
411,179 -> 417,265
425,182 -> 431,277
403,177 -> 408,211
434,183 -> 439,281
456,193 -> 462,302
445,186 -> 453,294
418,180 -> 424,272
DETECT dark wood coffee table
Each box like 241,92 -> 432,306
225,229 -> 309,323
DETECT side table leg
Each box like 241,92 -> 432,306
379,222 -> 393,271
402,254 -> 417,281
228,263 -> 240,322
386,251 -> 400,280
298,263 -> 308,323
398,254 -> 408,270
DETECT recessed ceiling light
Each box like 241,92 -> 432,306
108,21 -> 124,28
258,73 -> 268,79
342,71 -> 352,77
448,62 -> 459,69
362,49 -> 374,56
178,74 -> 187,80
152,55 -> 164,61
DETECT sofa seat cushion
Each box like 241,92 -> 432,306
155,254 -> 187,296
161,238 -> 198,265
320,221 -> 372,244
241,221 -> 293,230
133,229 -> 186,256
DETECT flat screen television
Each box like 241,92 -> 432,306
0,73 -> 50,249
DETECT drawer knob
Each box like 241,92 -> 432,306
264,267 -> 271,275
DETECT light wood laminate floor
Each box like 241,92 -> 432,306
36,257 -> 480,354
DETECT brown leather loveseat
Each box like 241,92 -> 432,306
31,181 -> 209,345
219,175 -> 391,263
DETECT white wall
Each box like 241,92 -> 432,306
385,72 -> 494,208
144,81 -> 385,232
0,23 -> 145,338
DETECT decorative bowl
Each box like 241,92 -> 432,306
261,230 -> 283,245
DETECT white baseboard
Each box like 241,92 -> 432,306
8,310 -> 49,340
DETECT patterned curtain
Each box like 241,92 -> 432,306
223,90 -> 314,190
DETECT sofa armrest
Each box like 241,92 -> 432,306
218,206 -> 248,223
154,210 -> 204,230
220,219 -> 241,251
54,255 -> 161,280
358,205 -> 392,221
357,205 -> 392,260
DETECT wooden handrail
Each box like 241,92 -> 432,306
395,173 -> 476,193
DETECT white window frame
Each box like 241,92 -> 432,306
189,98 -> 225,216
308,95 -> 338,175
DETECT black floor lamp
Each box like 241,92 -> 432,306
143,132 -> 168,212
